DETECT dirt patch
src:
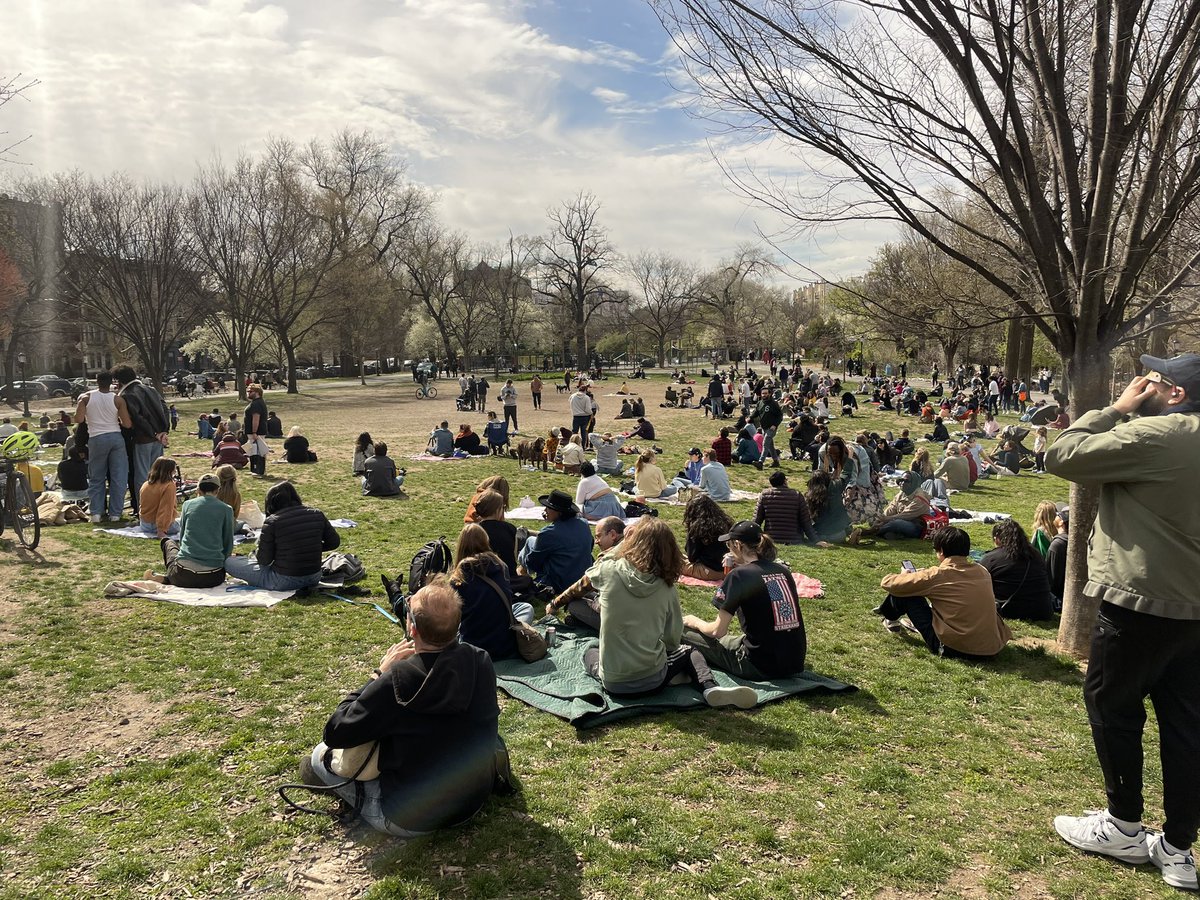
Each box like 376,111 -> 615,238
1010,636 -> 1087,673
873,857 -> 1052,898
279,834 -> 380,899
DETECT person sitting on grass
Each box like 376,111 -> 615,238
283,426 -> 316,464
464,475 -> 510,523
615,398 -> 634,419
697,449 -> 732,502
627,417 -> 656,441
517,489 -> 594,595
682,520 -> 808,678
1031,500 -> 1058,557
545,515 -> 626,630
56,444 -> 90,503
872,526 -> 1012,659
590,431 -> 626,475
634,449 -> 676,499
754,470 -> 817,545
450,524 -> 533,662
429,421 -> 454,457
1045,504 -> 1069,611
483,412 -> 508,456
849,488 -> 932,543
934,443 -> 971,491
214,464 -> 243,522
681,493 -> 734,581
454,423 -> 488,456
212,431 -> 249,469
225,481 -> 339,591
980,519 -> 1056,621
147,472 -> 233,589
575,461 -> 625,521
362,442 -> 405,497
925,417 -> 950,443
711,427 -> 733,466
583,517 -> 757,709
138,456 -> 180,538
733,428 -> 759,464
561,434 -> 588,475
299,582 -> 506,837
353,432 -> 373,477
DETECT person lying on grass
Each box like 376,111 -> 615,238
300,582 -> 507,837
682,520 -> 808,679
582,517 -> 756,709
872,526 -> 1012,660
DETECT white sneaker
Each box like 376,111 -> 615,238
1148,833 -> 1198,890
1054,810 -> 1149,864
881,618 -> 904,633
703,685 -> 757,709
90,514 -> 101,524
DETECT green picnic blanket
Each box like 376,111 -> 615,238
494,621 -> 856,729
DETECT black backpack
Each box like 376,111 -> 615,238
408,537 -> 452,591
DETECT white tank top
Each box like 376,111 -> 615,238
87,390 -> 120,435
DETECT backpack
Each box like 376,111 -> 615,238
408,537 -> 453,592
321,552 -> 366,584
624,500 -> 658,519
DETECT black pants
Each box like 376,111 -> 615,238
504,406 -> 518,431
161,539 -> 225,588
583,645 -> 715,697
1086,601 -> 1200,850
876,594 -> 993,660
566,597 -> 601,631
571,415 -> 591,444
531,392 -> 542,410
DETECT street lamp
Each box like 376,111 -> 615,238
16,351 -> 29,418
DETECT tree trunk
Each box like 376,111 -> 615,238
657,338 -> 666,368
1018,321 -> 1036,384
1004,318 -> 1022,377
283,338 -> 299,394
1055,350 -> 1112,658
574,317 -> 586,367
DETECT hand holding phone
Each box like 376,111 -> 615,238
901,559 -> 916,573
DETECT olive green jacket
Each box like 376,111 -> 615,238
1045,406 -> 1200,620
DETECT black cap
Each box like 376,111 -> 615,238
1056,502 -> 1069,527
718,520 -> 762,544
1140,353 -> 1200,397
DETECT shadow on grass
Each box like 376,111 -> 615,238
5,543 -> 62,567
992,640 -> 1083,686
365,787 -> 584,898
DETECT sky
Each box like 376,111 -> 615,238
0,0 -> 895,283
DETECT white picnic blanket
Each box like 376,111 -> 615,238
103,580 -> 294,608
98,524 -> 256,543
949,510 -> 1012,525
329,518 -> 358,528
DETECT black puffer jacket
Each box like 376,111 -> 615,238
256,505 -> 339,576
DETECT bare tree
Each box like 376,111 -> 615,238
0,74 -> 38,164
538,192 -> 621,363
396,219 -> 468,366
627,251 -> 699,366
693,245 -> 777,362
61,173 -> 207,388
476,234 -> 539,368
653,0 -> 1200,657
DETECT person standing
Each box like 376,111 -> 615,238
112,365 -> 171,504
530,374 -> 543,410
475,374 -> 490,415
569,384 -> 593,444
243,383 -> 269,477
75,371 -> 132,523
500,379 -> 519,432
1047,354 -> 1200,891
751,386 -> 783,469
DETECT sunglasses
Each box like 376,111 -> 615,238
1144,370 -> 1176,388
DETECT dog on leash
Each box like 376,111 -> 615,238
555,384 -> 569,394
517,437 -> 547,471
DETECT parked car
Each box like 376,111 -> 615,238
1,381 -> 50,402
32,375 -> 76,398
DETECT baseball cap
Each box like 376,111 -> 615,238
198,473 -> 220,491
718,520 -> 762,544
1140,353 -> 1200,396
1055,501 -> 1069,527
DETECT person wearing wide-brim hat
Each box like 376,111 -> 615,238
517,489 -> 594,594
681,520 -> 808,680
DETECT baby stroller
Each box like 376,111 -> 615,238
455,391 -> 473,412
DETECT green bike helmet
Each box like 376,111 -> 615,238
1,431 -> 39,461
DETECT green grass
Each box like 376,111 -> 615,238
0,370 -> 1177,898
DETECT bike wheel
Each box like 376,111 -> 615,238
9,470 -> 39,550
426,386 -> 438,399
415,388 -> 425,400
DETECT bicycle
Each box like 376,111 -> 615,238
415,383 -> 438,400
0,432 -> 41,550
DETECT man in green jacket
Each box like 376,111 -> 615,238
1048,354 -> 1200,891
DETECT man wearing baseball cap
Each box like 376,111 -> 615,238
517,489 -> 595,595
1047,354 -> 1200,890
149,472 -> 233,589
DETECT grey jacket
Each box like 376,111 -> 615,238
1045,406 -> 1200,620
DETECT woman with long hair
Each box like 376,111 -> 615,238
353,432 -> 373,476
583,518 -> 755,708
807,470 -> 853,544
633,449 -> 676,499
223,481 -> 339,591
681,493 -> 735,580
981,518 -> 1055,621
464,475 -> 510,523
448,523 -> 533,661
682,520 -> 807,678
138,456 -> 179,538
214,464 -> 242,517
1031,500 -> 1058,557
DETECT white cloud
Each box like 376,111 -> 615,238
0,0 -> 891,281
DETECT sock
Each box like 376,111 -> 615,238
1162,838 -> 1192,857
1109,814 -> 1142,836
700,681 -> 718,694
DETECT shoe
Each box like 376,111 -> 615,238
703,685 -> 757,709
90,515 -> 101,524
298,755 -> 324,787
1148,833 -> 1198,890
753,460 -> 763,470
1053,810 -> 1149,864
881,618 -> 904,633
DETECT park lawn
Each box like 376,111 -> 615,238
0,373 -> 1176,899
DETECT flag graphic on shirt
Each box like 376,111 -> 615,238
763,573 -> 799,631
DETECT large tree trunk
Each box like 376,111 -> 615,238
1055,350 -> 1112,658
283,338 -> 299,394
1004,318 -> 1022,377
574,317 -> 587,367
1018,321 -> 1036,384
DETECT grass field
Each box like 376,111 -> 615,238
0,371 -> 1178,899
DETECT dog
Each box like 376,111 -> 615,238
517,437 -> 547,471
555,384 -> 569,394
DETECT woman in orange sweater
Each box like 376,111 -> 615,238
138,457 -> 180,538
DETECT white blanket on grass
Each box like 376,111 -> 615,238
950,510 -> 1012,525
103,580 -> 294,608
98,525 -> 256,543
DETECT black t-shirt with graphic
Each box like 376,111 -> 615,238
713,560 -> 807,676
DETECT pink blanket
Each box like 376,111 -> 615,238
677,572 -> 824,597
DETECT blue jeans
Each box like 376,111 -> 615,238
87,431 -> 129,519
875,518 -> 923,539
223,555 -> 321,592
139,519 -> 179,537
132,441 -> 164,502
512,602 -> 534,624
308,743 -> 428,838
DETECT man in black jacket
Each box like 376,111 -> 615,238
302,583 -> 504,836
750,386 -> 783,469
112,365 -> 170,503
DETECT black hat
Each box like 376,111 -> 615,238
1140,353 -> 1200,397
538,489 -> 579,516
718,520 -> 762,544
